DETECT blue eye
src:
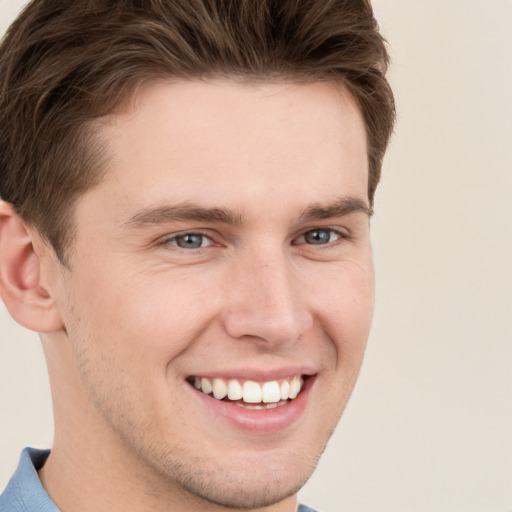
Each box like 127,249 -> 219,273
299,228 -> 343,245
169,233 -> 212,249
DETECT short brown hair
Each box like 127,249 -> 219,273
0,0 -> 395,261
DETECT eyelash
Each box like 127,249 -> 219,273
159,227 -> 349,251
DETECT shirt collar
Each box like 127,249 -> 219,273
0,447 -> 59,511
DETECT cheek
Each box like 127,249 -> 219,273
78,268 -> 219,366
319,262 -> 375,361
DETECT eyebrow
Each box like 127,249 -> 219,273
121,196 -> 372,230
299,196 -> 373,221
121,202 -> 243,229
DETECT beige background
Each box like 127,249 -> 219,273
1,1 -> 511,510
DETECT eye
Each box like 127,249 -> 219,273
295,228 -> 345,245
165,232 -> 213,249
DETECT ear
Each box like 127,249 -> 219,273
0,200 -> 63,333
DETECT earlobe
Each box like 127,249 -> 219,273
0,200 -> 63,333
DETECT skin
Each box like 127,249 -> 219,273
0,80 -> 374,512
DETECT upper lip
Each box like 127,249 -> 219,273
186,366 -> 317,382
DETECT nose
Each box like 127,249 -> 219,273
221,250 -> 313,346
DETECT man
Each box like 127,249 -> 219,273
0,1 -> 394,511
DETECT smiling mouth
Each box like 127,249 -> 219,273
187,375 -> 306,410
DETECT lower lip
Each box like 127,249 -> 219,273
186,377 -> 315,433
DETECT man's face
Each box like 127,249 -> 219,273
49,80 -> 374,509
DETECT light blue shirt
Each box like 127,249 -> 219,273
1,448 -> 319,512
0,448 -> 57,512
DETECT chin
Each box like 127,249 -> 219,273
141,441 -> 323,510
173,459 -> 314,509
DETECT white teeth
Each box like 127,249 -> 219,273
237,403 -> 266,410
212,378 -> 227,399
235,401 -> 288,410
280,380 -> 290,400
289,376 -> 301,399
201,377 -> 213,395
193,375 -> 305,404
227,379 -> 243,400
243,381 -> 262,403
262,381 -> 281,403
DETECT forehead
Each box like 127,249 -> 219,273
85,79 -> 368,220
